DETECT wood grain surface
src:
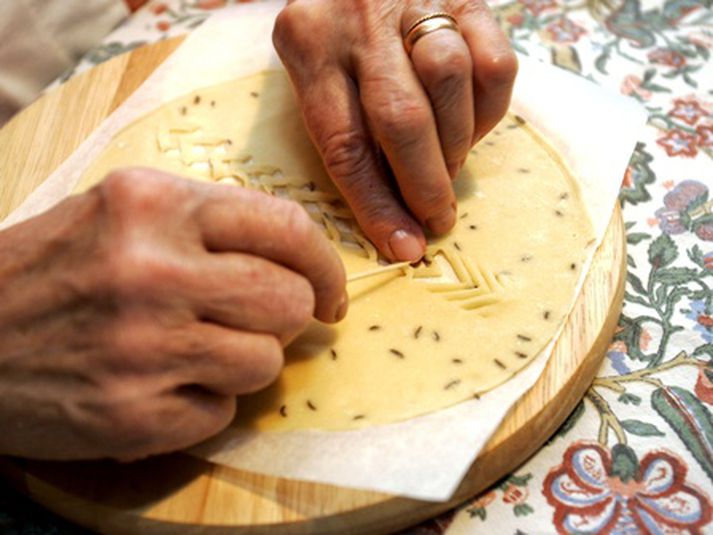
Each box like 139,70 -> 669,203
0,38 -> 627,534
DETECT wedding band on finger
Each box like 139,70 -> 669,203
403,13 -> 462,55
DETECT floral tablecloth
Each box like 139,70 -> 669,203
2,0 -> 712,533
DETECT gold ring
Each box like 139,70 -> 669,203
403,13 -> 461,55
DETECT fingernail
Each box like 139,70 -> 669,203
426,205 -> 456,234
388,230 -> 424,262
335,293 -> 349,322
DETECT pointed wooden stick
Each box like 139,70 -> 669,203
347,262 -> 411,283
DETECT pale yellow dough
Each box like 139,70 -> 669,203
77,71 -> 595,432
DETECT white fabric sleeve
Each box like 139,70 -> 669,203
0,0 -> 128,125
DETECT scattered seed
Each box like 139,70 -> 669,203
555,210 -> 564,217
193,95 -> 201,105
452,358 -> 463,364
518,168 -> 530,174
570,262 -> 577,270
306,400 -> 317,411
226,139 -> 233,145
453,241 -> 462,251
469,224 -> 478,230
494,359 -> 507,369
560,192 -> 569,200
506,123 -> 519,130
485,141 -> 495,146
330,348 -> 338,360
460,212 -> 469,219
544,310 -> 551,320
423,256 -> 432,267
250,91 -> 259,98
210,100 -> 216,107
279,405 -> 287,417
432,331 -> 441,342
368,325 -> 381,331
414,326 -> 423,339
389,349 -> 405,359
473,392 -> 481,400
444,379 -> 461,390
521,254 -> 533,262
352,414 -> 365,421
517,334 -> 532,342
515,115 -> 526,125
515,351 -> 528,359
180,106 -> 187,115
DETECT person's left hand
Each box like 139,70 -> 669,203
273,0 -> 518,262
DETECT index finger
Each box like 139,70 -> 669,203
194,184 -> 347,324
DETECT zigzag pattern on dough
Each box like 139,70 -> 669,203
156,124 -> 506,311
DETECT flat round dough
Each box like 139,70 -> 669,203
77,71 -> 595,432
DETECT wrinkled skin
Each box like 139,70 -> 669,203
0,169 -> 345,461
274,0 -> 517,261
0,0 -> 515,461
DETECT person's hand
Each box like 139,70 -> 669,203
273,0 -> 518,262
0,168 -> 346,461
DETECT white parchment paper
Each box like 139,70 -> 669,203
0,1 -> 647,502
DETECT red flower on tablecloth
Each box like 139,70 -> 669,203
695,365 -> 713,405
507,13 -> 525,27
657,129 -> 698,158
544,17 -> 587,43
543,442 -> 712,534
620,75 -> 652,101
519,0 -> 557,16
669,98 -> 709,125
503,483 -> 529,505
697,124 -> 713,148
156,20 -> 171,32
648,48 -> 687,69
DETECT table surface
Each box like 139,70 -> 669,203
1,1 -> 712,534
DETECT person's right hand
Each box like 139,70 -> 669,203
0,168 -> 346,461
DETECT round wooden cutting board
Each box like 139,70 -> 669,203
0,38 -> 627,534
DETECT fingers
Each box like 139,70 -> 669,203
190,253 -> 315,345
109,387 -> 237,461
356,44 -> 457,235
404,10 -> 474,179
294,69 -> 427,262
457,2 -> 519,143
174,322 -> 284,397
194,186 -> 346,323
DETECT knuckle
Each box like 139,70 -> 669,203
372,94 -> 430,145
272,3 -> 319,57
420,45 -> 470,88
93,390 -> 159,456
103,241 -> 187,301
319,129 -> 374,185
99,167 -> 185,216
